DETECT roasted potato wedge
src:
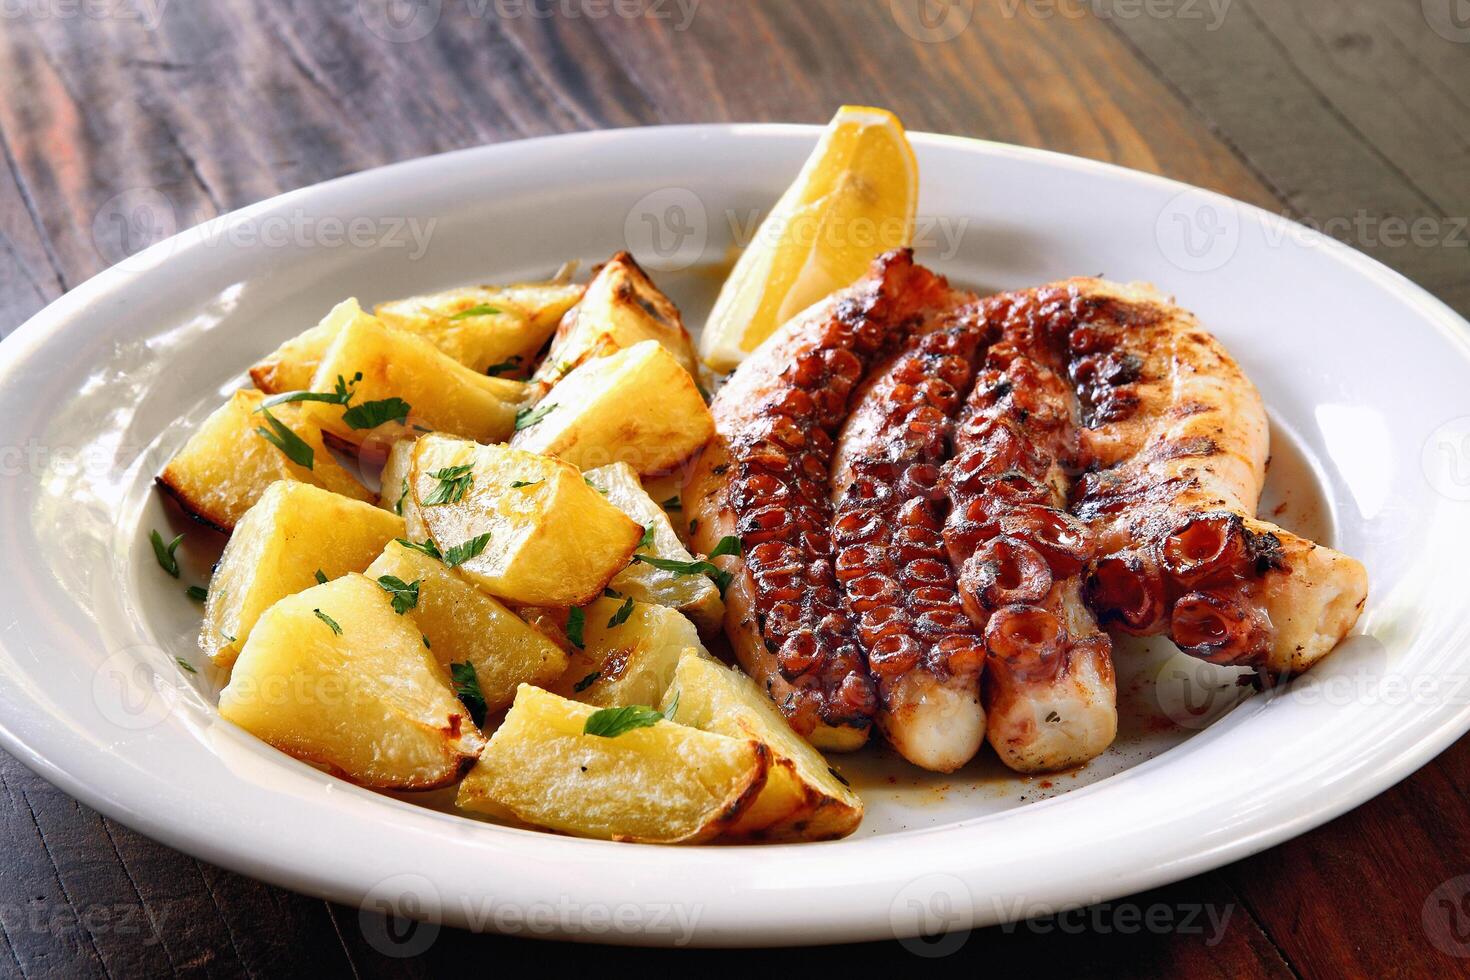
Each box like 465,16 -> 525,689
583,463 -> 723,632
455,684 -> 767,843
551,595 -> 704,707
511,340 -> 714,475
364,541 -> 569,713
662,652 -> 864,841
375,281 -> 583,375
219,574 -> 485,790
157,389 -> 372,532
409,434 -> 641,606
202,481 -> 404,669
533,251 -> 697,383
377,438 -> 416,516
298,313 -> 526,449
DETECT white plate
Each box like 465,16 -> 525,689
1,125 -> 1466,948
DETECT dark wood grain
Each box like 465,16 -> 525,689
0,1 -> 1466,975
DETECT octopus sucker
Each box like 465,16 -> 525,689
829,302 -> 993,772
685,249 -> 965,749
989,277 -> 1368,679
942,293 -> 1119,774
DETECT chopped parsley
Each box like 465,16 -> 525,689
632,553 -> 734,597
661,495 -> 681,511
376,575 -> 421,614
510,479 -> 543,489
342,397 -> 412,431
583,692 -> 679,738
395,537 -> 443,561
485,355 -> 523,376
314,569 -> 328,585
423,463 -> 474,505
450,661 -> 487,727
185,585 -> 208,602
606,595 -> 635,629
174,657 -> 198,674
257,372 -> 360,410
150,529 -> 184,578
514,402 -> 557,431
573,670 -> 601,693
449,303 -> 502,320
827,766 -> 851,788
583,475 -> 607,494
566,607 -> 586,650
313,608 -> 343,635
393,477 -> 408,515
255,408 -> 314,469
422,634 -> 431,649
636,523 -> 656,551
708,535 -> 742,559
442,533 -> 491,568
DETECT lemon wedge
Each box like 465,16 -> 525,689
699,105 -> 918,371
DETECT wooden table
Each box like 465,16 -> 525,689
1,1 -> 1466,974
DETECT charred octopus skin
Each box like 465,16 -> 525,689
941,298 -> 1118,774
994,278 -> 1368,679
829,307 -> 993,772
685,250 -> 966,750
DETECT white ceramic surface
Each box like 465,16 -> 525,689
0,125 -> 1466,947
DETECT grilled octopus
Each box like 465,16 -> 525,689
938,297 -> 1119,773
992,278 -> 1368,679
685,250 -> 966,750
827,306 -> 994,772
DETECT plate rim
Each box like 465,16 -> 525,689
2,122 -> 1468,947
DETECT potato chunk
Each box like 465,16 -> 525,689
409,434 -> 641,606
364,541 -> 568,713
511,340 -> 714,475
377,438 -> 416,515
375,281 -> 583,375
533,252 -> 697,383
662,652 -> 864,841
455,685 -> 767,843
250,298 -> 373,395
585,463 -> 724,631
664,655 -> 858,840
219,575 -> 484,790
551,596 -> 703,708
202,481 -> 404,669
157,389 -> 372,532
298,313 -> 527,449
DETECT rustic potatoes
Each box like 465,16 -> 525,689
551,596 -> 703,708
375,281 -> 583,375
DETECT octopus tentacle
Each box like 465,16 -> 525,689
941,295 -> 1118,774
986,278 -> 1367,678
829,305 -> 992,772
685,250 -> 966,748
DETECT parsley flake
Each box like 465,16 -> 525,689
313,608 -> 343,635
510,479 -> 543,489
150,529 -> 184,578
583,693 -> 679,738
514,402 -> 557,431
314,569 -> 328,585
566,607 -> 586,650
175,657 -> 198,674
423,463 -> 474,505
708,535 -> 742,559
376,575 -> 421,614
661,495 -> 681,511
257,373 -> 359,410
631,554 -> 733,597
606,595 -> 635,629
255,408 -> 314,469
485,355 -> 523,376
342,397 -> 412,431
636,523 -> 655,551
450,661 -> 487,727
573,671 -> 601,692
449,303 -> 502,320
185,585 -> 208,602
395,537 -> 442,561
442,533 -> 491,568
